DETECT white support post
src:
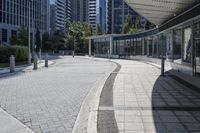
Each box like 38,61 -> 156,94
89,39 -> 91,57
110,36 -> 113,58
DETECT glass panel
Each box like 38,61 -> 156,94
183,27 -> 192,63
173,29 -> 182,64
194,22 -> 200,35
196,39 -> 200,75
166,32 -> 173,60
148,39 -> 153,56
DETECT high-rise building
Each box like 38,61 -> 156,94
0,0 -> 50,44
50,4 -> 56,34
107,0 -> 139,34
66,0 -> 72,20
72,0 -> 88,22
55,0 -> 66,31
88,0 -> 97,30
88,0 -> 106,33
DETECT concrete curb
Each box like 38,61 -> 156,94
72,58 -> 117,133
0,108 -> 35,133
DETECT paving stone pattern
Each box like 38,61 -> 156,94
98,59 -> 200,133
0,57 -> 115,133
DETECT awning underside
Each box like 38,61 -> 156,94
125,0 -> 199,26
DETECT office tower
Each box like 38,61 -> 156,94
88,0 -> 106,33
0,0 -> 50,44
72,0 -> 88,22
55,0 -> 66,31
107,0 -> 139,34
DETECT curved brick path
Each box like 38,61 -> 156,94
0,56 -> 115,133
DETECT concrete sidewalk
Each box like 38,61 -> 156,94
0,108 -> 34,133
98,59 -> 200,133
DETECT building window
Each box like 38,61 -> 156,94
183,27 -> 192,63
2,29 -> 7,43
173,29 -> 182,64
194,22 -> 200,35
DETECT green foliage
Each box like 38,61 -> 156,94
10,35 -> 18,45
52,30 -> 67,50
42,32 -> 51,50
9,26 -> 28,46
35,28 -> 41,52
0,45 -> 28,63
123,15 -> 140,34
123,15 -> 156,34
144,20 -> 155,30
66,21 -> 92,53
96,24 -> 102,35
123,15 -> 132,34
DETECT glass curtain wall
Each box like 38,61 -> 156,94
183,27 -> 192,63
173,29 -> 182,64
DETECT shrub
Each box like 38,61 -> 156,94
0,45 -> 28,63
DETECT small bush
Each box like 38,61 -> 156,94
0,45 -> 28,63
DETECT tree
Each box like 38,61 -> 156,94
135,16 -> 142,29
42,32 -> 50,50
144,20 -> 155,30
35,28 -> 41,52
123,15 -> 133,34
10,34 -> 18,45
17,26 -> 28,46
65,21 -> 93,53
82,23 -> 93,53
96,24 -> 102,35
52,30 -> 67,50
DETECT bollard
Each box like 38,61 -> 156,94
10,55 -> 15,73
72,51 -> 74,58
161,58 -> 165,76
45,53 -> 48,67
62,50 -> 65,56
33,55 -> 38,70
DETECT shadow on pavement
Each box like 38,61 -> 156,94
152,73 -> 200,132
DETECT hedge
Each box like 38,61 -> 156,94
0,45 -> 28,63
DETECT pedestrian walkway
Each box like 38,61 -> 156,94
0,56 -> 115,133
0,108 -> 34,133
98,59 -> 200,133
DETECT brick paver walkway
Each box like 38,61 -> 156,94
0,56 -> 115,133
98,59 -> 200,133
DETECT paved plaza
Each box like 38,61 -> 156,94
98,59 -> 200,133
1,57 -> 200,133
0,56 -> 115,133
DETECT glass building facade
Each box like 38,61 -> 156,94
89,17 -> 200,76
0,0 -> 50,44
107,0 -> 139,34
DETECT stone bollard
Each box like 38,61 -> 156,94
10,55 -> 15,73
72,51 -> 74,58
45,53 -> 48,67
33,55 -> 38,70
161,58 -> 165,76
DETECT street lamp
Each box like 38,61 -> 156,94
28,0 -> 32,65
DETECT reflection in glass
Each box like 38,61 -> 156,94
173,29 -> 182,64
183,27 -> 192,63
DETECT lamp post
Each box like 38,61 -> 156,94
161,34 -> 165,76
28,0 -> 32,64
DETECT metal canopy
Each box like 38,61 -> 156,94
125,0 -> 199,25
